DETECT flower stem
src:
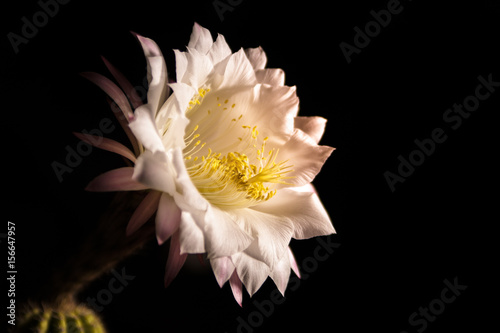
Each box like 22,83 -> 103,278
36,191 -> 155,308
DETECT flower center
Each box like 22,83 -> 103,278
183,88 -> 293,209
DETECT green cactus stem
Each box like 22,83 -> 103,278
14,301 -> 105,333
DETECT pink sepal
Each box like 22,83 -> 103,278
85,167 -> 148,192
126,190 -> 161,236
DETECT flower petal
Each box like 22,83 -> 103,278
132,150 -> 175,194
277,129 -> 335,187
126,190 -> 161,236
235,208 -> 294,270
180,47 -> 214,89
288,247 -> 301,279
208,34 -> 232,65
73,132 -> 136,163
253,187 -> 335,239
245,47 -> 267,70
229,270 -> 244,307
204,207 -> 254,259
217,48 -> 257,90
231,251 -> 270,297
81,72 -> 134,120
101,56 -> 143,109
178,210 -> 206,254
187,22 -> 213,55
105,98 -> 141,156
294,116 -> 327,144
255,68 -> 285,86
270,251 -> 291,296
164,230 -> 188,287
128,105 -> 165,153
170,148 -> 210,212
210,256 -> 235,288
155,193 -> 181,245
133,33 -> 169,114
85,167 -> 148,192
174,49 -> 188,84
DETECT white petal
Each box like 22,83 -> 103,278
187,23 -> 213,55
277,129 -> 335,187
294,116 -> 327,144
178,210 -> 206,254
155,193 -> 181,245
253,187 -> 335,239
270,251 -> 291,296
208,34 -> 232,65
245,47 -> 267,70
215,84 -> 298,151
204,207 -> 254,259
210,256 -> 235,288
180,47 -> 214,88
255,68 -> 285,86
170,148 -> 210,212
249,84 -> 298,138
128,105 -> 165,153
217,48 -> 257,90
134,34 -> 168,114
132,150 -> 175,194
231,251 -> 270,296
174,49 -> 188,83
234,208 -> 294,270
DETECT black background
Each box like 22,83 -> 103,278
2,0 -> 498,332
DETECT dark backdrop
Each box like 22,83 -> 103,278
3,0 -> 498,332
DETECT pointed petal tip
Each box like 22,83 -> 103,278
229,271 -> 243,307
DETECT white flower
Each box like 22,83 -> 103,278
81,23 -> 335,305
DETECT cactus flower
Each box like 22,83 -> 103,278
80,23 -> 335,305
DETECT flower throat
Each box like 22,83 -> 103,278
183,88 -> 294,209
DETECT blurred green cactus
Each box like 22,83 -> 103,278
13,302 -> 106,333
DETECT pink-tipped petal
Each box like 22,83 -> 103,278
126,190 -> 161,236
85,167 -> 148,192
164,231 -> 188,288
288,247 -> 301,279
210,256 -> 235,288
80,72 -> 134,120
101,56 -> 143,109
229,270 -> 243,307
155,193 -> 181,245
73,132 -> 136,163
133,33 -> 169,114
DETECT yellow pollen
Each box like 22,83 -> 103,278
181,88 -> 293,209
